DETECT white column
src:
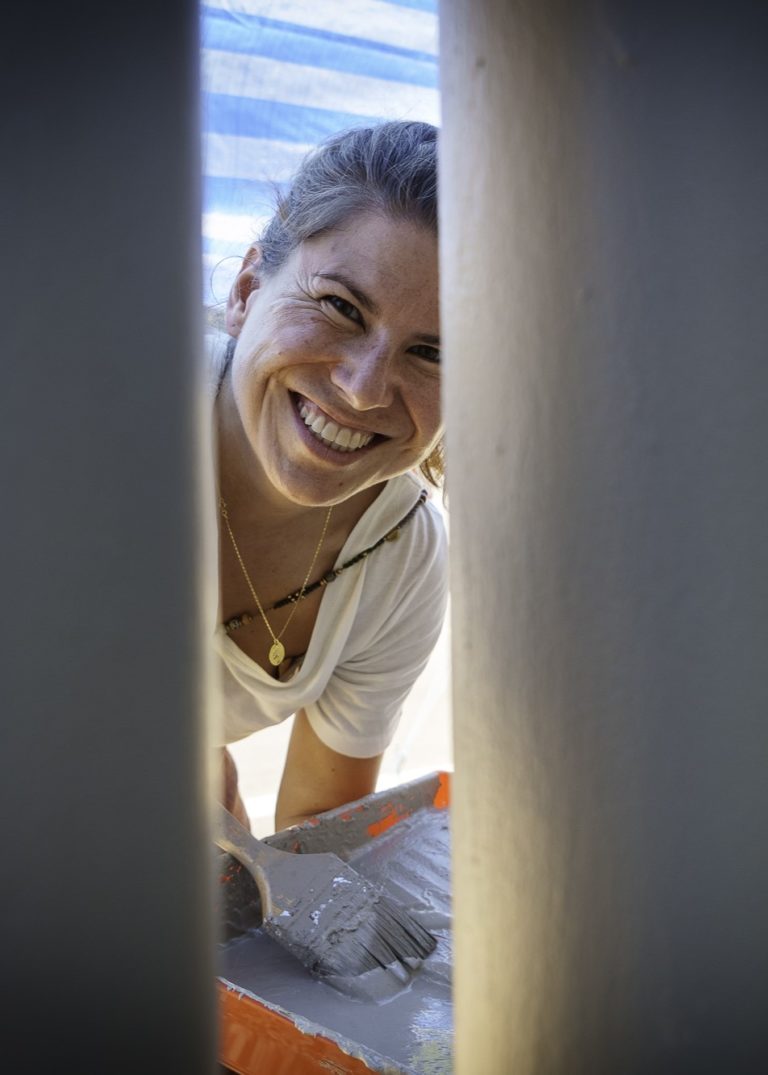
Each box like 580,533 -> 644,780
440,2 -> 768,1071
0,2 -> 216,1070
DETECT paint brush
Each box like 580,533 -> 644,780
216,803 -> 437,979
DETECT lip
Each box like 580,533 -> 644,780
289,392 -> 384,462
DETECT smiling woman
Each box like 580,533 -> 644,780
212,122 -> 447,831
223,213 -> 441,509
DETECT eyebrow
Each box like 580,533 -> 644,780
316,272 -> 381,317
315,272 -> 440,345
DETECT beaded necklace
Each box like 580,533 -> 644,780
223,489 -> 428,636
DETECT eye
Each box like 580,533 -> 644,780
409,343 -> 441,365
323,294 -> 364,326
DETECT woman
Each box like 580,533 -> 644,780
214,121 -> 446,831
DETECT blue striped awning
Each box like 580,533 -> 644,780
200,0 -> 439,305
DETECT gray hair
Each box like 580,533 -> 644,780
258,120 -> 438,274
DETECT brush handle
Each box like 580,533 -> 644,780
215,803 -> 288,885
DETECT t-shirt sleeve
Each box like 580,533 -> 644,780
303,507 -> 448,758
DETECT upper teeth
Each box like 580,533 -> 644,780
299,402 -> 374,452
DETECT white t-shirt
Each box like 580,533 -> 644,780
214,462 -> 448,758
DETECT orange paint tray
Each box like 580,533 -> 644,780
217,770 -> 452,1075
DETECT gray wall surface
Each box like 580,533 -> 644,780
0,2 -> 216,1071
441,2 -> 768,1072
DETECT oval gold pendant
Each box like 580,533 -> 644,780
268,640 -> 286,667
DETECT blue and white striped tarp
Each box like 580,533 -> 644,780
200,0 -> 440,306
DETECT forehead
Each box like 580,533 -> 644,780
295,211 -> 439,319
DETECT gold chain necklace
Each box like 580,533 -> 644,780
219,497 -> 333,667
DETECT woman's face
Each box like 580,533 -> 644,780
225,210 -> 441,508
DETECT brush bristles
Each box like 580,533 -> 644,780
264,886 -> 437,979
339,894 -> 438,975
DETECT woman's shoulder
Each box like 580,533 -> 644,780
336,475 -> 447,660
358,473 -> 447,593
353,473 -> 446,560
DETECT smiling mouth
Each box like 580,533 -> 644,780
294,395 -> 380,453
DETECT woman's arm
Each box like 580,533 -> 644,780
275,709 -> 383,830
220,747 -> 251,830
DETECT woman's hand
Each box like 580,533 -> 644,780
275,710 -> 383,830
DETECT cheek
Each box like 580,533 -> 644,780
253,320 -> 333,368
409,378 -> 442,435
283,322 -> 328,355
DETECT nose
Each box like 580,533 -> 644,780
329,339 -> 396,411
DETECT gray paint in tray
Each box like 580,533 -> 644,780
218,773 -> 453,1074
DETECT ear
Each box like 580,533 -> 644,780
225,245 -> 262,337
